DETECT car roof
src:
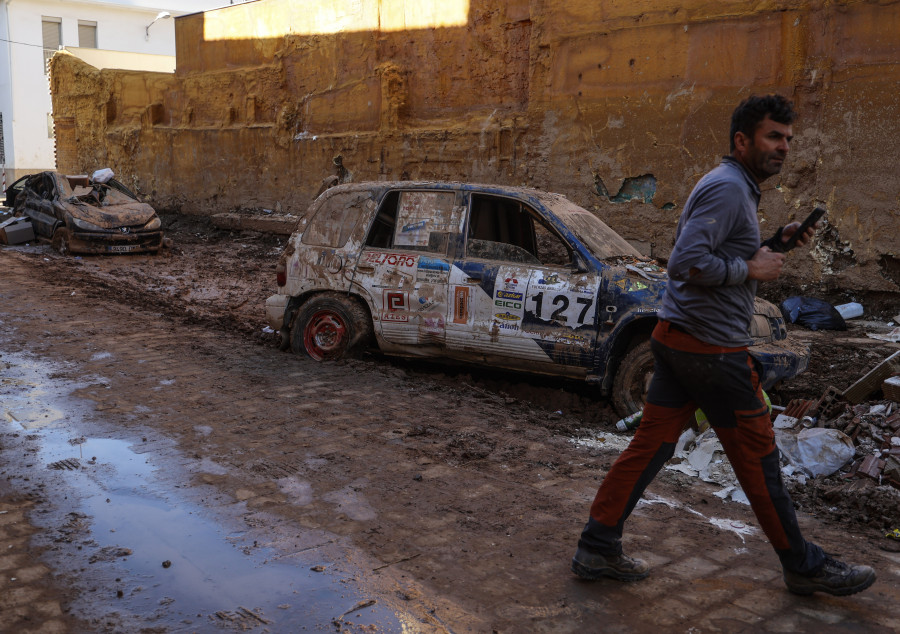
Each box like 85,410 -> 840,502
319,181 -> 578,210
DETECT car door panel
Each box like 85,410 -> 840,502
446,261 -> 556,364
355,190 -> 462,348
446,191 -> 601,372
519,269 -> 601,367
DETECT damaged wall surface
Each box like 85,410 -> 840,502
50,0 -> 900,295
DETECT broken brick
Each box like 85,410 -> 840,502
844,351 -> 900,404
783,399 -> 814,419
857,454 -> 886,479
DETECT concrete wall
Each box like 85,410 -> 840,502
50,0 -> 900,296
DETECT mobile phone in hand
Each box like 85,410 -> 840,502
772,207 -> 826,253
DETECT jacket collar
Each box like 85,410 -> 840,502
720,156 -> 761,198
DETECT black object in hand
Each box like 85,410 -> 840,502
770,207 -> 826,253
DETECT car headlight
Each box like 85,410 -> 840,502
142,216 -> 161,231
69,216 -> 105,232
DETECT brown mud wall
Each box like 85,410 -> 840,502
50,0 -> 900,295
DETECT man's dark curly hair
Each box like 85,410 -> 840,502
729,94 -> 796,152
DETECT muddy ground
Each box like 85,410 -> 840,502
2,214 -> 900,632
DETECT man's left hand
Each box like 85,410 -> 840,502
781,221 -> 817,248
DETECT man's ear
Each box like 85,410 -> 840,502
733,130 -> 751,154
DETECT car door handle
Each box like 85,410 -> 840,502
357,265 -> 375,273
465,276 -> 481,283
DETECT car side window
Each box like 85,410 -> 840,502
302,190 -> 370,248
365,190 -> 456,254
467,194 -> 571,266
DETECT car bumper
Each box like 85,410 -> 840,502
68,230 -> 164,254
748,340 -> 811,390
266,294 -> 288,331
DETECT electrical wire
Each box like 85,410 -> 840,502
0,36 -> 50,49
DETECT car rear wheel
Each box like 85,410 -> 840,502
51,228 -> 70,255
612,338 -> 654,417
291,294 -> 371,361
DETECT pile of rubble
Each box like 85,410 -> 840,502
783,351 -> 900,530
661,350 -> 900,532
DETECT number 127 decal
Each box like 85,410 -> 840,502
527,291 -> 595,326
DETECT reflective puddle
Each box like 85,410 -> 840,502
1,351 -> 402,631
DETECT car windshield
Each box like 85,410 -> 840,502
540,194 -> 642,260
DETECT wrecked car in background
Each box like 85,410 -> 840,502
13,171 -> 164,255
266,182 -> 809,416
2,174 -> 30,208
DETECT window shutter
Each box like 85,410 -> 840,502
78,21 -> 97,48
41,18 -> 61,73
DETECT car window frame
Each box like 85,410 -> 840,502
364,187 -> 461,257
462,192 -> 575,268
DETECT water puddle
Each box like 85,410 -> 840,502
0,351 -> 403,631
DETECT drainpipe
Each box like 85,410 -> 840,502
2,0 -> 14,180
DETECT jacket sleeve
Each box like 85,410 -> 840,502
667,182 -> 749,287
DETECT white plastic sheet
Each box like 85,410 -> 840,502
775,427 -> 855,478
91,168 -> 114,184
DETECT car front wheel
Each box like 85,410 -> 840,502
291,294 -> 371,361
612,338 -> 654,417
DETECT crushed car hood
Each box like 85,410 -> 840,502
64,190 -> 156,229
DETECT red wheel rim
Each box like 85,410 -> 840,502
303,310 -> 348,361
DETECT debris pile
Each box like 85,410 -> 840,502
825,404 -> 900,487
776,351 -> 900,529
658,350 -> 900,530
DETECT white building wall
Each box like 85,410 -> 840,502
0,0 -> 225,181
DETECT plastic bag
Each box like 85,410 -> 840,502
780,296 -> 847,331
775,427 -> 855,477
91,168 -> 114,184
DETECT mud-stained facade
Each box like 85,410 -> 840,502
50,0 -> 900,295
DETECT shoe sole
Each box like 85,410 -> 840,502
785,571 -> 876,597
571,558 -> 650,582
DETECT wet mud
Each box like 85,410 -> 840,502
2,217 -> 900,631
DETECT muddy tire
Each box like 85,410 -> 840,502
612,338 -> 654,417
51,227 -> 70,255
291,293 -> 372,361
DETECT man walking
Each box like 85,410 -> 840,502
572,95 -> 875,596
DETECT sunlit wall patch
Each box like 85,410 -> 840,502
202,0 -> 471,41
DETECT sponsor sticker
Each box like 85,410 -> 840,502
417,296 -> 438,312
383,290 -> 409,322
453,286 -> 469,324
416,257 -> 451,283
365,252 -> 418,267
615,278 -> 648,292
402,219 -> 428,233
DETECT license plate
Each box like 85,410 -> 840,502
108,244 -> 138,253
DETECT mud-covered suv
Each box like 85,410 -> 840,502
266,182 -> 808,416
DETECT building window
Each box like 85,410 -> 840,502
42,17 -> 61,74
78,20 -> 97,48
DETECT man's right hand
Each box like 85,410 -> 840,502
746,246 -> 786,281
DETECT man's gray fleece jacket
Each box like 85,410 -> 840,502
657,156 -> 765,347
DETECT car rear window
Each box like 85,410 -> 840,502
302,190 -> 371,248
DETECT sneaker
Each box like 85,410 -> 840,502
571,546 -> 650,581
783,554 -> 876,596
